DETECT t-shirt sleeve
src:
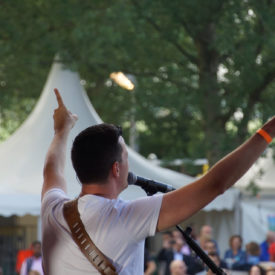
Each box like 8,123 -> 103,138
41,188 -> 69,220
120,194 -> 163,242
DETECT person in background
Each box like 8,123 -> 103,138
246,242 -> 261,266
268,242 -> 275,262
172,229 -> 191,256
206,252 -> 226,275
265,267 -> 275,275
198,225 -> 219,256
157,237 -> 204,275
224,235 -> 247,270
204,240 -> 217,254
170,260 -> 188,275
144,248 -> 156,275
157,232 -> 174,275
20,241 -> 43,275
16,244 -> 33,274
260,232 -> 275,261
162,232 -> 174,251
249,265 -> 265,275
204,240 -> 227,269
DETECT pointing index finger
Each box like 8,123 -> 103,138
54,88 -> 64,107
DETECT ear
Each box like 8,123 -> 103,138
111,161 -> 120,178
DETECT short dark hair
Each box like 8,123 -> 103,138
229,235 -> 242,248
32,240 -> 41,246
71,123 -> 123,183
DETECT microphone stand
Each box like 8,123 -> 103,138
144,187 -> 226,275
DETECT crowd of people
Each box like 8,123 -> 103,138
144,225 -> 275,275
10,225 -> 275,275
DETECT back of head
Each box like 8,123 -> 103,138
170,260 -> 187,275
71,123 -> 122,184
200,225 -> 213,237
246,242 -> 260,256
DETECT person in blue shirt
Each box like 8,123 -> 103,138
224,235 -> 247,270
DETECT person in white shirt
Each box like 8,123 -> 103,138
41,88 -> 275,274
20,241 -> 43,275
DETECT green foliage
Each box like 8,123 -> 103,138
1,0 -> 275,169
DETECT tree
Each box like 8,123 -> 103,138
1,0 -> 275,169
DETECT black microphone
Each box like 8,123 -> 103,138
127,172 -> 176,195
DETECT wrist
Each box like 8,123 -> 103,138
55,127 -> 71,137
257,128 -> 273,144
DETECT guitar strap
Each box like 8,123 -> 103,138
63,199 -> 118,275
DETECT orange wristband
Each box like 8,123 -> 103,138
257,129 -> 272,144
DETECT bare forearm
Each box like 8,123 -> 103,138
44,130 -> 69,174
42,130 -> 70,197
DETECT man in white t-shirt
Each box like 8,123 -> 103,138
41,88 -> 275,274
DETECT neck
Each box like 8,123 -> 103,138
80,181 -> 119,199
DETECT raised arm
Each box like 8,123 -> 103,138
42,88 -> 78,199
157,117 -> 275,231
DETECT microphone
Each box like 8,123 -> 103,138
127,172 -> 176,195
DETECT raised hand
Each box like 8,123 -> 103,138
53,88 -> 78,133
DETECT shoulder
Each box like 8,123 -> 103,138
124,193 -> 164,208
224,249 -> 232,256
41,188 -> 69,218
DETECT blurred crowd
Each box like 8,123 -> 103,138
144,225 -> 275,275
1,224 -> 275,274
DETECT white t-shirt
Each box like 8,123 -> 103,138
41,188 -> 163,275
20,257 -> 44,275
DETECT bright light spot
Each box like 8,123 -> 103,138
105,79 -> 112,87
80,79 -> 86,86
110,72 -> 135,91
248,9 -> 255,17
226,121 -> 238,133
217,64 -> 228,82
136,121 -> 148,132
234,70 -> 240,77
153,77 -> 160,83
122,121 -> 130,128
148,153 -> 158,160
156,108 -> 171,118
256,55 -> 262,65
233,108 -> 244,121
234,14 -> 241,24
248,119 -> 262,133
